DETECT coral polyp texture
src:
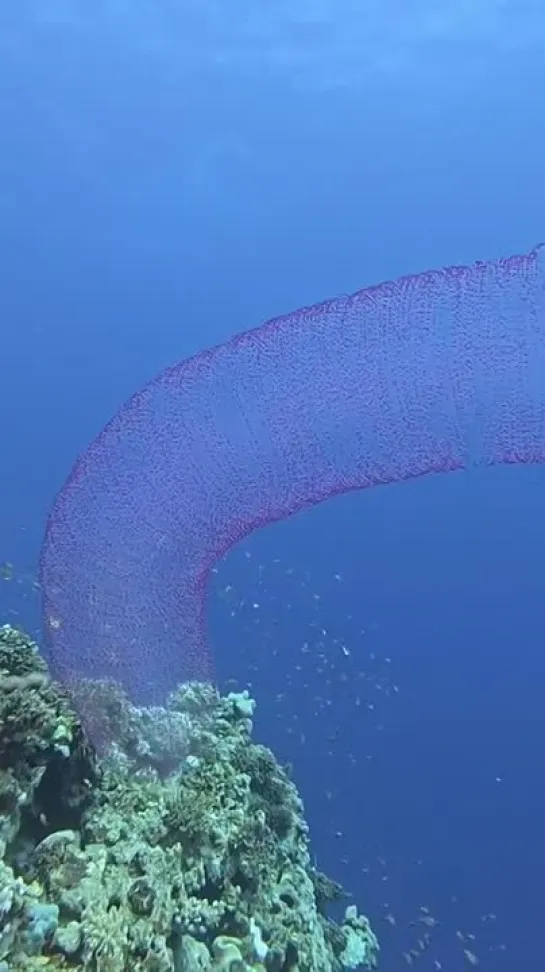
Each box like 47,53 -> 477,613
0,625 -> 378,972
40,246 -> 545,709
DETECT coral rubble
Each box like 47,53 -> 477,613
0,624 -> 378,971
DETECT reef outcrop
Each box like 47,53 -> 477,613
0,624 -> 378,972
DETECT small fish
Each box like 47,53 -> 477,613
0,561 -> 14,581
418,915 -> 439,928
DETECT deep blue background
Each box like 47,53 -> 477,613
2,3 -> 545,969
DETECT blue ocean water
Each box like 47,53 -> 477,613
2,3 -> 545,969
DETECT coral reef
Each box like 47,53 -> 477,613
0,624 -> 379,971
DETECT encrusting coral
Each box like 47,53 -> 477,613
0,624 -> 379,972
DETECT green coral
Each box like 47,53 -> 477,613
0,625 -> 379,972
0,624 -> 48,679
0,626 -> 96,872
0,624 -> 72,765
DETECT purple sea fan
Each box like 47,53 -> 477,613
40,245 -> 545,705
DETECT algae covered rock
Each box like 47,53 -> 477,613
0,625 -> 379,971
